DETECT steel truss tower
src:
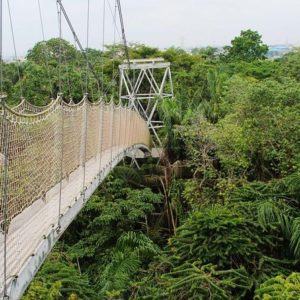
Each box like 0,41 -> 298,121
119,58 -> 173,145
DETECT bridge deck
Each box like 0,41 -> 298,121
0,145 -> 127,297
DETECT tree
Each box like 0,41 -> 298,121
223,29 -> 269,62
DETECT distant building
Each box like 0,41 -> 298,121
267,45 -> 293,59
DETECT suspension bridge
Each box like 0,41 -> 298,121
0,0 -> 173,299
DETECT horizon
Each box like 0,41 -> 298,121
3,41 -> 295,61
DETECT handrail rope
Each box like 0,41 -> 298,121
24,98 -> 55,110
3,95 -> 122,120
11,98 -> 55,114
6,0 -> 23,99
10,97 -> 25,110
3,96 -> 61,118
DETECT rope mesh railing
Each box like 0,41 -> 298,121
11,98 -> 57,114
0,96 -> 150,296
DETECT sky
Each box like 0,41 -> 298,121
2,0 -> 300,58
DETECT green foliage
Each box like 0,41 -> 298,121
99,232 -> 160,298
21,29 -> 300,299
255,272 -> 300,299
280,49 -> 300,81
212,79 -> 300,179
223,29 -> 269,62
191,46 -> 218,61
22,281 -> 62,300
162,262 -> 252,300
23,250 -> 96,300
169,205 -> 265,269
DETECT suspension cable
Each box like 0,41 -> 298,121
101,0 -> 106,96
57,1 -> 62,93
116,0 -> 130,69
37,0 -> 45,41
85,0 -> 90,95
116,0 -> 137,108
56,0 -> 101,95
37,0 -> 54,98
0,0 -> 3,94
111,0 -> 117,87
7,0 -> 23,98
106,0 -> 122,41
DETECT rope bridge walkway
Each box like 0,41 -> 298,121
0,96 -> 151,299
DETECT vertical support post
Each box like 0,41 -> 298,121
117,106 -> 121,159
0,95 -> 9,299
119,69 -> 124,103
124,106 -> 128,150
109,102 -> 114,171
58,94 -> 64,229
98,103 -> 104,181
82,95 -> 88,201
168,67 -> 174,96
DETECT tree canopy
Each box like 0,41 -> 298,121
223,29 -> 269,62
6,29 -> 299,299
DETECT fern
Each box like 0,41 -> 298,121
117,231 -> 160,258
290,218 -> 300,258
99,251 -> 141,296
257,199 -> 292,237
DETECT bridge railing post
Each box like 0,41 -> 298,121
58,94 -> 64,229
117,105 -> 121,160
98,102 -> 104,182
82,94 -> 88,201
0,95 -> 9,299
109,101 -> 114,171
124,104 -> 128,148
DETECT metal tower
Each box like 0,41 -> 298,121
119,58 -> 173,145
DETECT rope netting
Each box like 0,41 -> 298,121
0,96 -> 150,295
11,98 -> 56,114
